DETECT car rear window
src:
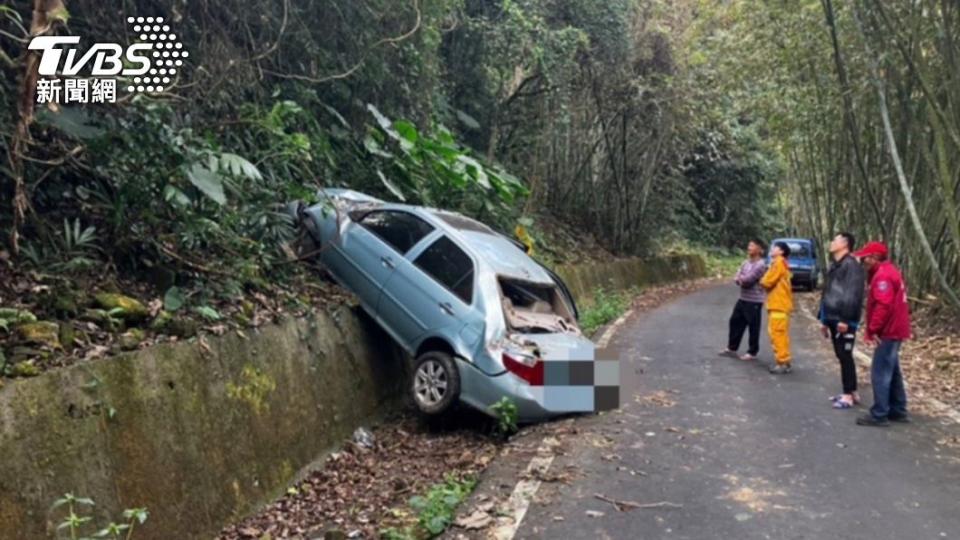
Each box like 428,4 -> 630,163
360,211 -> 434,254
414,236 -> 474,304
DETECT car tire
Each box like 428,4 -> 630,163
411,351 -> 460,416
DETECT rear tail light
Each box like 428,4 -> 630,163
503,351 -> 544,386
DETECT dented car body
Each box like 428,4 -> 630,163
290,189 -> 597,421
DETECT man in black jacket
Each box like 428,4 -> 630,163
819,232 -> 866,409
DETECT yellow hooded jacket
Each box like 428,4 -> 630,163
761,255 -> 794,313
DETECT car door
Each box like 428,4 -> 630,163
333,210 -> 434,313
378,235 -> 477,348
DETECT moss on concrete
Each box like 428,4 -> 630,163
226,365 -> 277,414
556,255 -> 706,303
0,255 -> 700,540
93,293 -> 149,322
13,321 -> 61,349
0,307 -> 403,540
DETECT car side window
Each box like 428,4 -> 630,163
359,211 -> 434,254
414,236 -> 475,304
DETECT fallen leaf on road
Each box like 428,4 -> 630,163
594,493 -> 684,512
638,390 -> 677,408
586,510 -> 605,518
454,510 -> 493,530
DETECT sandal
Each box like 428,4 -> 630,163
833,399 -> 854,410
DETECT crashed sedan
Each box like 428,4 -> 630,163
289,190 -> 609,421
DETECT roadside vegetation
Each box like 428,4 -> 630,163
51,493 -> 148,540
0,0 -> 783,379
580,287 -> 635,336
381,475 -> 477,540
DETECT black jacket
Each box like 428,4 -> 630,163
819,254 -> 866,326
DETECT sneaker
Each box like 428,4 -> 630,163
856,414 -> 890,427
888,414 -> 911,424
769,364 -> 792,374
739,353 -> 757,361
718,349 -> 739,358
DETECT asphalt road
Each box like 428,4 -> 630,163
513,284 -> 960,540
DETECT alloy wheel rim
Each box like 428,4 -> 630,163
414,360 -> 448,407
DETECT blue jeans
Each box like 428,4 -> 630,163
870,340 -> 908,420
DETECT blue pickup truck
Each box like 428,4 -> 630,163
768,237 -> 822,291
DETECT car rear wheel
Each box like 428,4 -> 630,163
411,351 -> 460,416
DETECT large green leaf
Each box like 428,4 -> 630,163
218,153 -> 262,180
367,103 -> 402,142
455,110 -> 481,130
457,155 -> 491,189
363,135 -> 394,158
163,185 -> 192,206
163,286 -> 185,312
377,170 -> 406,202
392,120 -> 418,152
186,164 -> 226,205
37,107 -> 105,140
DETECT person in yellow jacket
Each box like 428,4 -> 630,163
761,242 -> 795,374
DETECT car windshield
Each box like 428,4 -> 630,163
786,242 -> 811,258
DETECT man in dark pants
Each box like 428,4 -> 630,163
854,242 -> 913,427
720,239 -> 767,361
819,232 -> 866,409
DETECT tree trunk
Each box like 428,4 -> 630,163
858,4 -> 960,309
8,0 -> 68,254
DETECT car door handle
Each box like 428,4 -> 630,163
380,256 -> 395,269
439,302 -> 455,316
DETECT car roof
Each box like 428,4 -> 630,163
388,205 -> 553,284
322,190 -> 556,284
771,237 -> 812,244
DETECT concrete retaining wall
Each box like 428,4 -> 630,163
554,254 -> 706,304
0,307 -> 403,539
0,254 -> 704,539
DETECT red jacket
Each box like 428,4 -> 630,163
865,261 -> 912,341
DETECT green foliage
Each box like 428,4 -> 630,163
490,397 -> 519,436
580,287 -> 633,335
51,494 -> 147,540
704,251 -> 744,279
680,122 -> 782,248
0,308 -> 37,334
193,305 -> 222,322
364,105 -> 528,229
410,475 -> 477,537
21,219 -> 100,273
380,474 -> 477,540
3,0 -> 792,306
163,287 -> 185,312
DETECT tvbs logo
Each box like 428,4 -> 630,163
29,16 -> 188,104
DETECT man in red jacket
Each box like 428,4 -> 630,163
853,242 -> 912,427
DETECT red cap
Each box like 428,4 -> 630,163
854,241 -> 888,260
